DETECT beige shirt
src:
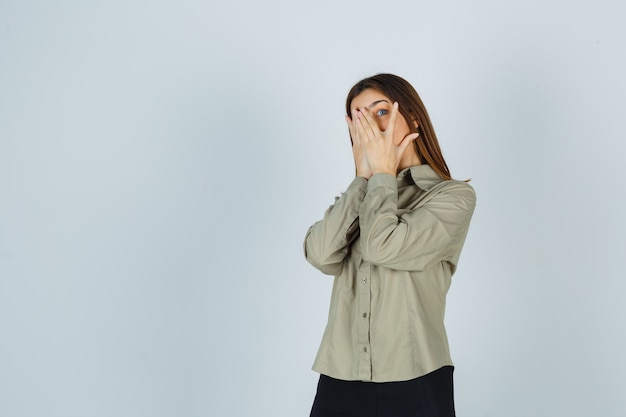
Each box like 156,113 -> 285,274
304,165 -> 476,382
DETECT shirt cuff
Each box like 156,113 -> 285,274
346,176 -> 368,197
366,173 -> 397,191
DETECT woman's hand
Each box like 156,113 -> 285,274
346,111 -> 373,179
355,102 -> 419,176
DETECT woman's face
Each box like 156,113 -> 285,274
349,88 -> 413,146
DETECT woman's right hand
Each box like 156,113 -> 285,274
346,111 -> 373,179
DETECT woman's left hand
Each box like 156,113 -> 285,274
355,102 -> 419,176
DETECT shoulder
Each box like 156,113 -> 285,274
429,178 -> 474,196
426,180 -> 476,211
446,179 -> 475,196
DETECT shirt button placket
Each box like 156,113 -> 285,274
357,269 -> 372,380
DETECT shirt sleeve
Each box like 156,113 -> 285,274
304,176 -> 368,276
358,173 -> 476,272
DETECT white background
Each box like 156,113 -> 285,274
1,1 -> 625,416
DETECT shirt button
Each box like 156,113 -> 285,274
362,277 -> 367,284
362,313 -> 367,318
363,347 -> 367,353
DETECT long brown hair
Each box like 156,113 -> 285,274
346,73 -> 452,180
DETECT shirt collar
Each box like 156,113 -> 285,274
397,164 -> 443,191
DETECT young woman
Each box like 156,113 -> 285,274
304,74 -> 476,417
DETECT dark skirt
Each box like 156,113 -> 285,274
309,366 -> 456,417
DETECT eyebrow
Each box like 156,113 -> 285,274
367,99 -> 390,110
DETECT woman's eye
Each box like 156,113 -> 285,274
376,109 -> 389,117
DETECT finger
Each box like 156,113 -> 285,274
351,110 -> 365,143
398,132 -> 420,154
358,108 -> 379,134
355,115 -> 371,144
387,102 -> 399,137
356,109 -> 378,140
345,115 -> 355,145
351,110 -> 366,146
